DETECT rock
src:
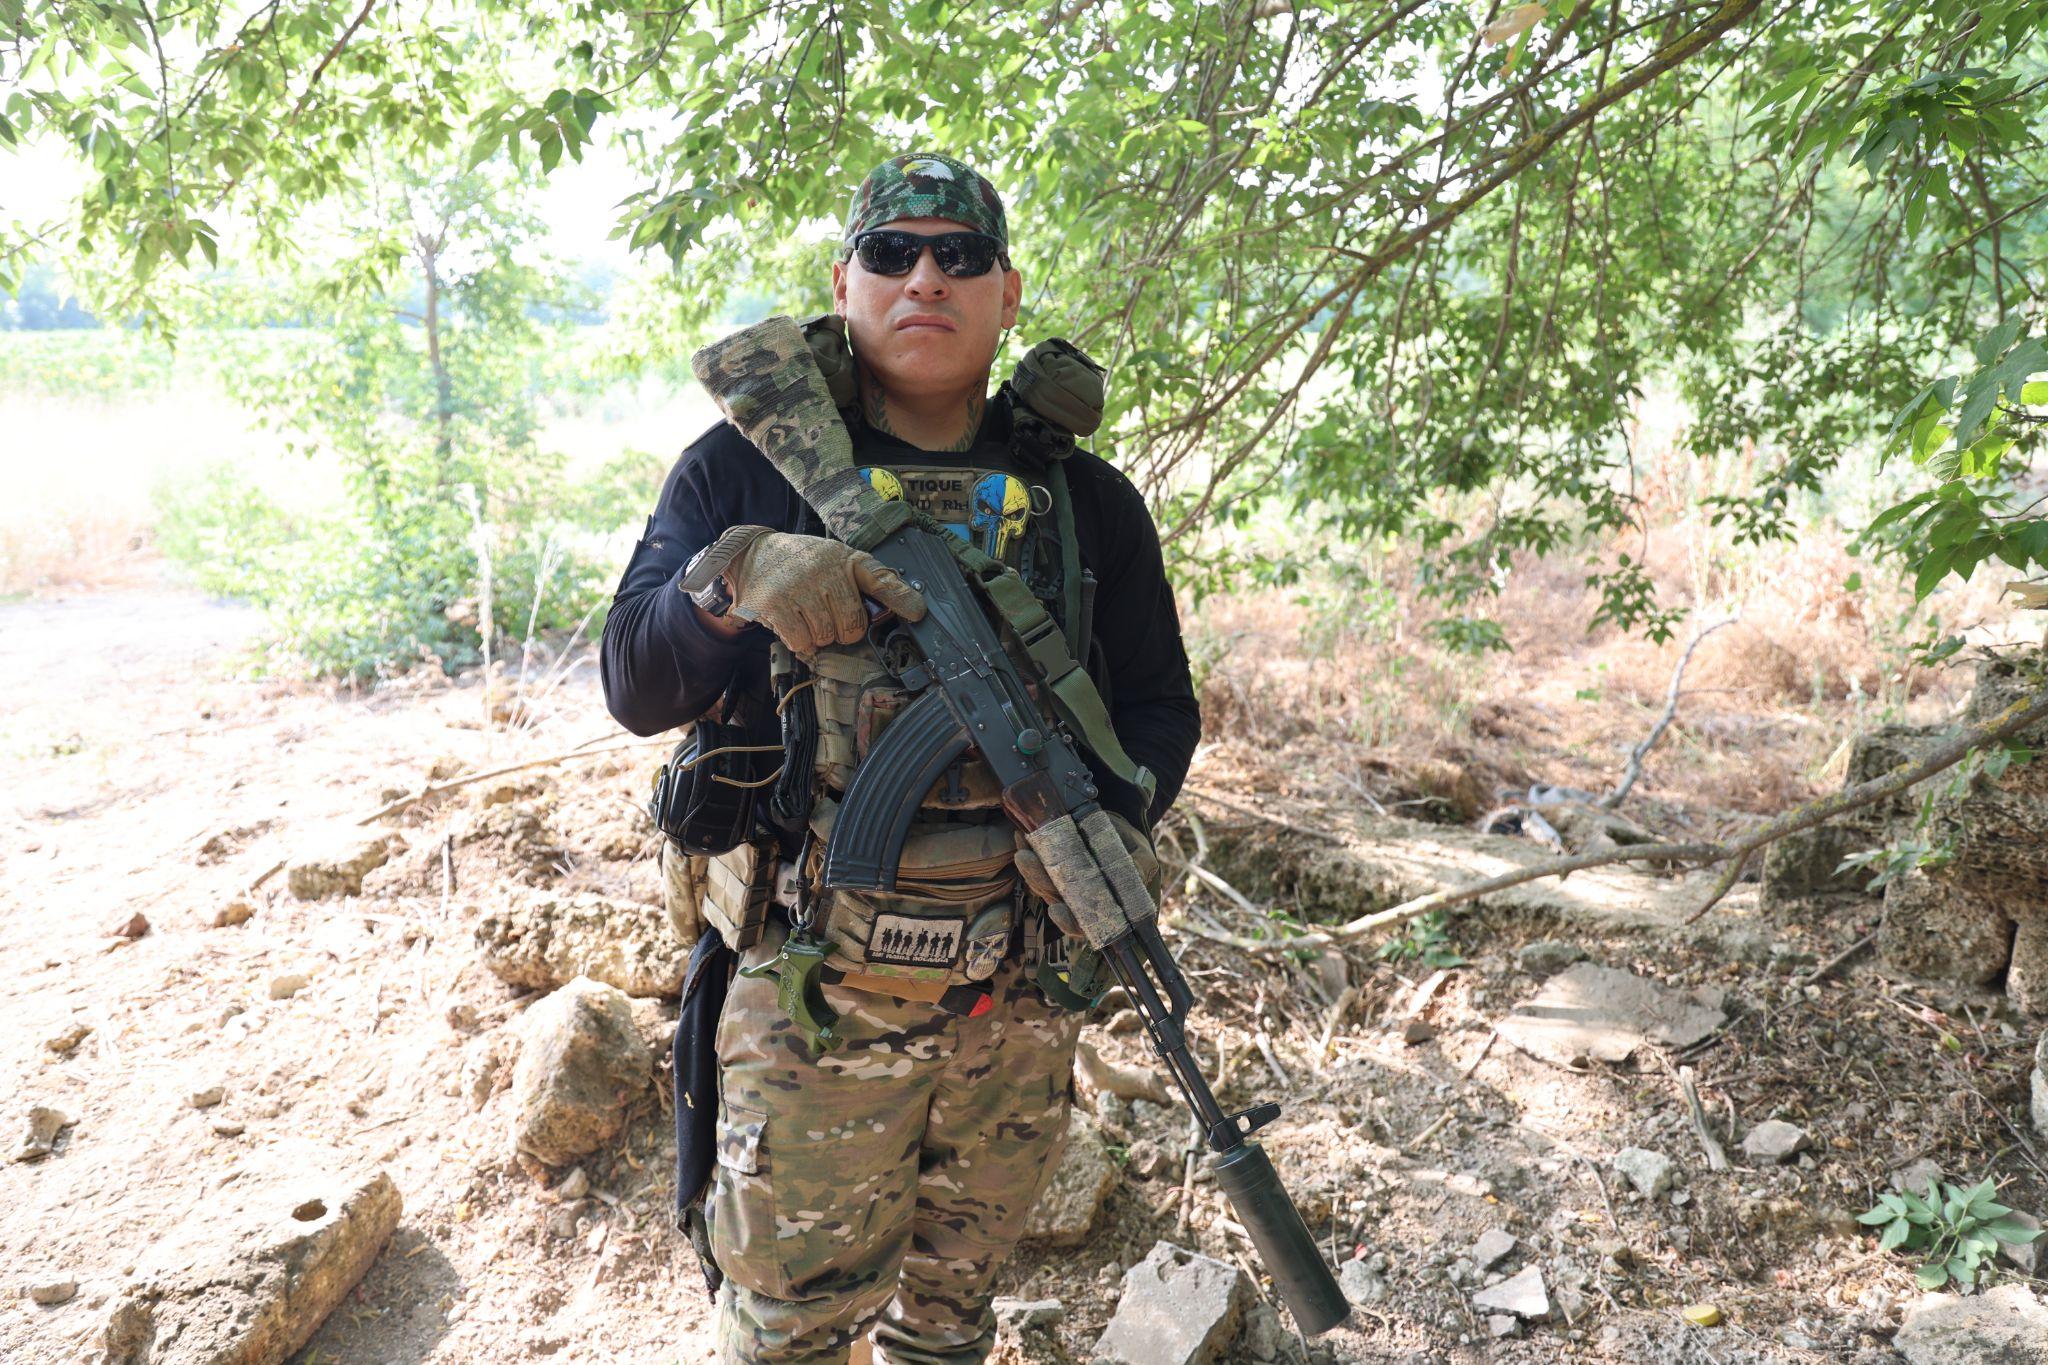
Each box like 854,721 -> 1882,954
187,1085 -> 225,1110
460,1033 -> 514,1113
1999,1211 -> 2042,1276
993,1297 -> 1066,1331
27,1277 -> 78,1305
1879,871 -> 2013,986
1499,964 -> 1727,1067
213,899 -> 256,928
45,1022 -> 91,1055
1126,1139 -> 1173,1180
555,1167 -> 590,1201
1761,823 -> 1870,904
211,1120 -> 246,1138
476,893 -> 686,999
15,1105 -> 75,1162
1022,1111 -> 1116,1246
1488,1313 -> 1520,1339
508,977 -> 651,1167
1470,1228 -> 1517,1273
1894,1283 -> 2048,1364
1401,1018 -> 1436,1045
1093,1241 -> 1251,1365
1312,952 -> 1349,1000
101,1150 -> 401,1365
286,829 -> 399,900
1682,1303 -> 1724,1327
1517,941 -> 1588,975
2013,920 -> 2048,1017
1893,1157 -> 1944,1195
1244,1302 -> 1309,1364
2034,1032 -> 2048,1139
1613,1147 -> 1676,1198
1472,1265 -> 1549,1320
268,972 -> 311,1001
108,912 -> 150,939
1338,1258 -> 1389,1306
1741,1120 -> 1810,1164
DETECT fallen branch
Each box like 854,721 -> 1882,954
1600,614 -> 1738,810
1675,1065 -> 1731,1172
1075,1038 -> 1172,1106
1801,932 -> 1877,987
1340,679 -> 2048,943
356,737 -> 671,825
1179,784 -> 1346,843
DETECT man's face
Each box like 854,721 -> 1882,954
832,216 -> 1022,398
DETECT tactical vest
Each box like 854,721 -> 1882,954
687,330 -> 1117,996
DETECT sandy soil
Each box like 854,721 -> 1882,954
3,582 -> 2042,1365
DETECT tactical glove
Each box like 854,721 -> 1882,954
681,525 -> 926,660
1014,811 -> 1159,939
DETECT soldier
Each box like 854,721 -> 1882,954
601,152 -> 1200,1365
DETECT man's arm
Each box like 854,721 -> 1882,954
599,424 -> 802,734
1068,453 -> 1203,827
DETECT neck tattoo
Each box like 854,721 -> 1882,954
862,374 -> 985,453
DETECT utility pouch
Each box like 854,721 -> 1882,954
648,676 -> 782,856
659,835 -> 711,948
701,839 -> 777,951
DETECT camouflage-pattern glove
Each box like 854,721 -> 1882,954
685,525 -> 926,660
1014,812 -> 1159,939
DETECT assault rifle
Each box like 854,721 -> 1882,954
692,315 -> 1351,1337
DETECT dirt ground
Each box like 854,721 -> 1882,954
3,577 -> 2042,1365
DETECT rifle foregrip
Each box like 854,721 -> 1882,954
1211,1142 -> 1352,1335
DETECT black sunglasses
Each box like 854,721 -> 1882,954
848,229 -> 1010,278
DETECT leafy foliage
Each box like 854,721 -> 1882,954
8,0 -> 2048,636
1373,909 -> 1468,971
1856,1175 -> 2041,1291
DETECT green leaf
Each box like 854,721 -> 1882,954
1915,1262 -> 1951,1291
1878,1219 -> 1910,1251
1988,1216 -> 2043,1245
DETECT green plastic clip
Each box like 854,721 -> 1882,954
741,930 -> 843,1053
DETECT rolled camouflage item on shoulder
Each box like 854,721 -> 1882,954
691,316 -> 905,550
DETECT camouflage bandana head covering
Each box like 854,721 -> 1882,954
843,152 -> 1009,256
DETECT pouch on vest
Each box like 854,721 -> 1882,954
701,839 -> 776,951
660,835 -> 711,949
807,795 -> 1018,989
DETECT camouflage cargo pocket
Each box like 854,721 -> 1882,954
707,1096 -> 789,1298
660,836 -> 710,948
809,797 -> 1018,989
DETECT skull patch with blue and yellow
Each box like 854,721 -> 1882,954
859,466 -> 1034,564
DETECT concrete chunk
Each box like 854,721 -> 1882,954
1093,1241 -> 1251,1365
1613,1147 -> 1676,1198
1740,1120 -> 1810,1164
101,1149 -> 400,1365
1470,1228 -> 1518,1273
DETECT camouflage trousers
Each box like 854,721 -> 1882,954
709,921 -> 1084,1365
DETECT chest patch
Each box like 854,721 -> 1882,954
860,466 -> 1033,562
865,912 -> 964,968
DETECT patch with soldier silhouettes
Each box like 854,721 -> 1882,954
866,912 -> 964,967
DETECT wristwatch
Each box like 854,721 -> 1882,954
681,545 -> 735,617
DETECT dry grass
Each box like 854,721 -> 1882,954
1184,512 -> 2020,830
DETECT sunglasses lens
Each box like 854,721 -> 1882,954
933,234 -> 999,277
855,232 -> 922,275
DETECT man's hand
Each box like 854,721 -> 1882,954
1014,812 -> 1160,939
688,526 -> 927,659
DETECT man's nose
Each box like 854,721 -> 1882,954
903,250 -> 950,298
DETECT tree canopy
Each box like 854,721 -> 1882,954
7,0 -> 2046,635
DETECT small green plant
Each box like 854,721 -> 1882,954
1374,910 -> 1467,969
1856,1176 -> 2040,1290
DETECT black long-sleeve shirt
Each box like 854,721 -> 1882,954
599,407 -> 1201,826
